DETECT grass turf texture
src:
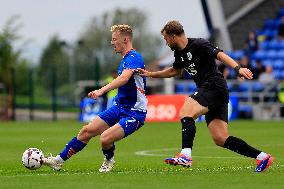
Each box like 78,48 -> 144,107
0,120 -> 283,189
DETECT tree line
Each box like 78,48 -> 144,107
0,8 -> 161,107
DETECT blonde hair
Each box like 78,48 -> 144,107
110,24 -> 133,39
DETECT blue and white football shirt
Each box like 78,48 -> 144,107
114,49 -> 147,112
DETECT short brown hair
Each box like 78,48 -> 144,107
161,20 -> 184,36
110,24 -> 133,39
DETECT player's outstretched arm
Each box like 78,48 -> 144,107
217,52 -> 253,80
88,69 -> 133,99
136,67 -> 181,78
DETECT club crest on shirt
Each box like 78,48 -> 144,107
187,52 -> 192,60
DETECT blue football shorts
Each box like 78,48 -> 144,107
98,104 -> 147,137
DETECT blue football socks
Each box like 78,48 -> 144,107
59,137 -> 87,161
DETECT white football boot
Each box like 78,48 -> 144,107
43,156 -> 63,171
99,157 -> 115,173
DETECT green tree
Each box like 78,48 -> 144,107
74,8 -> 161,81
14,60 -> 32,95
38,36 -> 69,91
0,15 -> 28,94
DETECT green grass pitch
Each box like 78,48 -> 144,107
0,120 -> 284,189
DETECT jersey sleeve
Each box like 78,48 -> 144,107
201,39 -> 223,58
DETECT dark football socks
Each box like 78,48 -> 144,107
181,117 -> 196,149
102,144 -> 115,160
223,136 -> 261,158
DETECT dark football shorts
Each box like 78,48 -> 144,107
190,81 -> 229,125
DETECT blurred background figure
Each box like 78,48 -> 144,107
217,60 -> 232,79
259,65 -> 275,84
278,16 -> 284,39
222,67 -> 231,80
245,31 -> 259,56
278,80 -> 284,103
259,65 -> 277,102
252,59 -> 265,80
239,55 -> 253,71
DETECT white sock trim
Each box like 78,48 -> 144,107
181,148 -> 192,157
256,152 -> 268,160
55,155 -> 65,163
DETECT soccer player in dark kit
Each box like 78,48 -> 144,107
137,20 -> 273,172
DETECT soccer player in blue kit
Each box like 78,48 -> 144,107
138,20 -> 273,172
43,24 -> 147,173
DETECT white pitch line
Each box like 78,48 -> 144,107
134,148 -> 246,159
0,171 -> 99,178
135,143 -> 284,159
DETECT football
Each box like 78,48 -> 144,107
22,148 -> 44,170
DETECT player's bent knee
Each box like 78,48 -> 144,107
78,125 -> 93,141
179,112 -> 198,120
212,136 -> 226,147
179,107 -> 201,120
179,109 -> 194,119
100,133 -> 113,146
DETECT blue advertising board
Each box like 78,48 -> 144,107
79,97 -> 104,122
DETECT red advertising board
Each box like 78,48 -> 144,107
146,95 -> 187,122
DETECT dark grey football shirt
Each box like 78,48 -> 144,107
173,38 -> 226,88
